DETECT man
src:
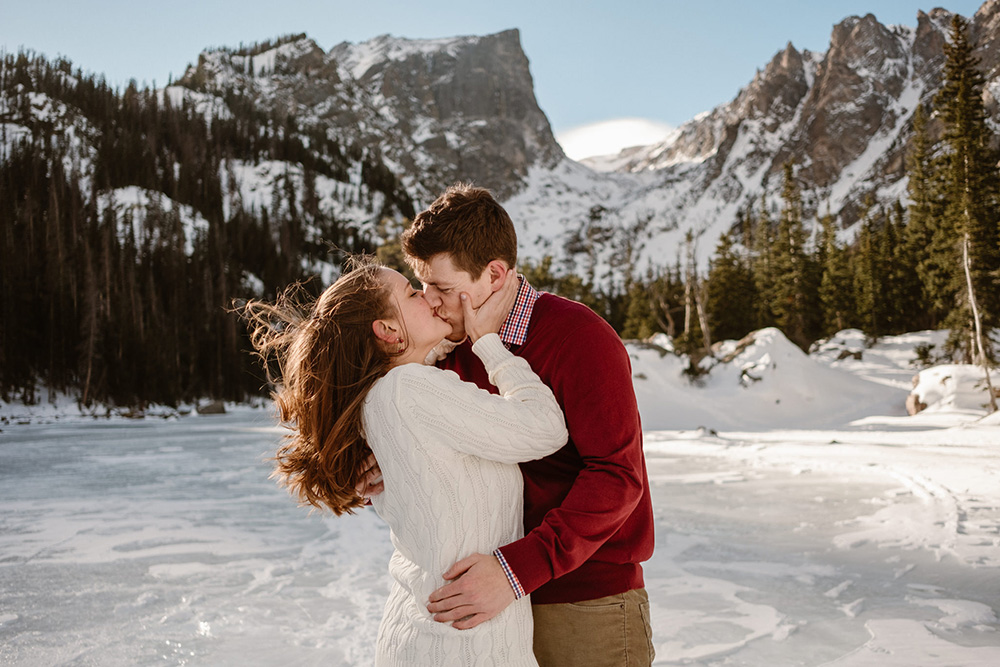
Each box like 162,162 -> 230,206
371,182 -> 655,666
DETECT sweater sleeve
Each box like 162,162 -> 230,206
395,334 -> 568,463
498,320 -> 647,594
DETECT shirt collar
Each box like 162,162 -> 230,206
498,275 -> 540,348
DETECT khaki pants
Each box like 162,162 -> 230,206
532,588 -> 655,667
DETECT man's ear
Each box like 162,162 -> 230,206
485,259 -> 510,293
372,319 -> 398,343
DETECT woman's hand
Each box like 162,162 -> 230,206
461,269 -> 519,343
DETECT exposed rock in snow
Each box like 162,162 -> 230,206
910,364 -> 1000,414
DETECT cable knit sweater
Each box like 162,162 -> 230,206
363,334 -> 568,667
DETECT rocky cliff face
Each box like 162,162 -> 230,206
331,30 -> 562,199
167,4 -> 1000,281
178,29 -> 561,204
608,10 -> 955,226
518,5 -> 1000,279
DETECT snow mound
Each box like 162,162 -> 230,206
628,328 -> 905,432
811,329 -> 951,392
810,328 -> 869,362
912,364 -> 1000,414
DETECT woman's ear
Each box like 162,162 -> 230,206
372,319 -> 399,343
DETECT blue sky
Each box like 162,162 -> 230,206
1,1 -> 987,156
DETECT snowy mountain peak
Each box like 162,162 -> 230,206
181,35 -> 327,87
504,7 -> 997,279
161,10 -> 983,282
329,31 -> 488,82
170,28 -> 558,203
35,8 -> 997,289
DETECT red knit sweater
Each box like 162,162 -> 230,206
441,292 -> 655,604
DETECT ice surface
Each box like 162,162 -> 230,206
0,414 -> 391,665
2,330 -> 998,665
2,409 -> 997,665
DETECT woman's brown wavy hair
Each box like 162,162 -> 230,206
241,257 -> 397,515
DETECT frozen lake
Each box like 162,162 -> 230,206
1,410 -> 999,665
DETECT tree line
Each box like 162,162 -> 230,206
1,16 -> 997,410
0,46 -> 412,408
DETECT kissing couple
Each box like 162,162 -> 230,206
244,183 -> 655,666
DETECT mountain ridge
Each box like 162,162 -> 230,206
507,5 -> 995,277
176,28 -> 562,205
5,4 -> 999,281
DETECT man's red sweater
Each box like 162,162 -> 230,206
441,292 -> 655,604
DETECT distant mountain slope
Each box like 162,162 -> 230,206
507,5 -> 1000,278
6,2 -> 1000,283
177,29 -> 562,205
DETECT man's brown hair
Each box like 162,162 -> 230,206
402,183 -> 517,279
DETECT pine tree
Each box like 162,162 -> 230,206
705,231 -> 756,341
903,103 -> 947,329
518,255 -> 559,293
750,194 -> 777,329
935,14 -> 1000,353
884,201 -> 924,333
621,277 -> 657,340
770,162 -> 820,348
375,216 -> 414,277
818,211 -> 856,335
673,230 -> 711,356
647,262 -> 685,339
852,205 -> 890,339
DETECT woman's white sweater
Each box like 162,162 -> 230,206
363,333 -> 568,666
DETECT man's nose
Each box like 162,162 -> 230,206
423,288 -> 442,307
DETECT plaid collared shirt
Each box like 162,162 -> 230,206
497,276 -> 540,348
493,275 -> 540,599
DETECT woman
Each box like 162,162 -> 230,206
243,258 -> 567,666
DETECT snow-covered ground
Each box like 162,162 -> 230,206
1,330 -> 998,665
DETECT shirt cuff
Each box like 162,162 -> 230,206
423,337 -> 462,365
493,548 -> 526,600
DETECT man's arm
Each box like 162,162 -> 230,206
497,321 -> 645,590
427,319 -> 647,627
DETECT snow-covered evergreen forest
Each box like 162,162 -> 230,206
3,17 -> 1000,412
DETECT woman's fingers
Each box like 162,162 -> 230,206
462,269 -> 519,342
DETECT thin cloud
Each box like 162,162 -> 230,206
556,118 -> 674,161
